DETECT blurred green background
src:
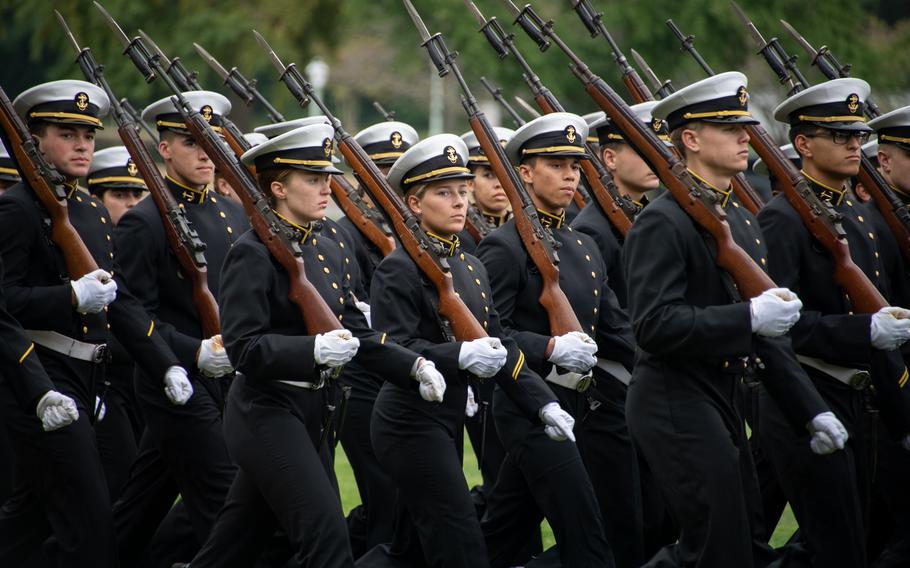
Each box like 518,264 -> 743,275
3,0 -> 909,142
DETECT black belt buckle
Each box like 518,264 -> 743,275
91,343 -> 110,364
576,373 -> 593,392
849,370 -> 871,390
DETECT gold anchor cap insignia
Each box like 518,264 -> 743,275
445,145 -> 458,163
75,92 -> 89,111
565,125 -> 577,143
847,94 -> 860,114
200,105 -> 213,122
390,131 -> 403,149
737,86 -> 748,108
126,159 -> 138,177
323,137 -> 333,157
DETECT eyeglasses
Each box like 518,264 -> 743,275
804,130 -> 871,145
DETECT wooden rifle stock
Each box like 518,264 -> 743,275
330,175 -> 396,256
533,93 -> 632,236
464,207 -> 492,243
336,140 -> 487,340
0,86 -> 98,279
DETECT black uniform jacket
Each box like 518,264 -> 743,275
0,182 -> 178,402
759,177 -> 910,435
476,210 -> 636,396
114,178 -> 249,371
0,256 -> 54,408
370,237 -> 556,432
624,187 -> 827,432
572,201 -> 629,308
219,222 -> 420,390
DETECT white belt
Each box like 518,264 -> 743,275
27,330 -> 108,363
278,380 -> 324,390
796,355 -> 870,390
544,367 -> 593,392
595,358 -> 631,386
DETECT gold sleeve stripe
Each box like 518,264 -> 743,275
511,350 -> 525,380
900,368 -> 908,389
147,321 -> 155,337
18,343 -> 35,364
380,332 -> 387,345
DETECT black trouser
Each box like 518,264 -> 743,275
628,372 -> 775,568
0,357 -> 117,567
758,377 -> 868,568
112,372 -> 235,566
337,375 -> 397,557
464,377 -> 507,491
869,419 -> 910,568
191,374 -> 353,568
95,375 -> 142,501
482,385 -> 613,568
364,383 -> 489,568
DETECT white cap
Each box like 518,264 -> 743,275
652,71 -> 758,131
773,78 -> 871,132
354,121 -> 419,165
505,112 -> 589,165
868,105 -> 910,150
460,126 -> 515,164
13,79 -> 109,129
87,146 -> 146,192
254,116 -> 331,139
142,91 -> 231,133
240,123 -> 342,174
387,134 -> 473,194
243,132 -> 269,147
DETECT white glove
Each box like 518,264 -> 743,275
414,359 -> 446,402
548,331 -> 598,373
355,300 -> 372,327
314,329 -> 360,368
870,306 -> 910,350
540,402 -> 576,442
71,269 -> 117,314
94,395 -> 106,422
465,385 -> 478,417
197,335 -> 234,377
750,288 -> 803,337
808,411 -> 848,455
901,433 -> 910,452
458,337 -> 508,378
164,366 -> 193,406
36,390 -> 79,432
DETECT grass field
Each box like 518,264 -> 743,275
333,433 -> 799,552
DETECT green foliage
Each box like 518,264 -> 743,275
1,0 -> 907,135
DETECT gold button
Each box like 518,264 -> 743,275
106,235 -> 111,241
339,242 -> 345,248
220,211 -> 226,218
106,323 -> 111,330
732,202 -> 740,208
100,217 -> 107,224
82,326 -> 88,333
323,267 -> 330,274
339,297 -> 345,304
745,219 -> 751,225
484,306 -> 489,312
109,252 -> 114,258
875,252 -> 880,258
591,271 -> 596,278
868,232 -> 875,240
90,202 -> 97,208
567,227 -> 573,232
594,289 -> 599,296
761,258 -> 767,266
312,238 -> 318,246
338,314 -> 343,321
483,321 -> 489,329
724,360 -> 730,368
590,325 -> 595,332
460,253 -> 465,260
857,215 -> 864,223
210,197 -> 217,203
331,227 -> 338,234
876,270 -> 881,277
846,200 -> 853,206
474,278 -> 481,286
585,254 -> 591,261
76,196 -> 83,202
481,291 -> 487,299
178,203 -> 185,209
455,292 -> 460,298
593,307 -> 598,314
755,238 -> 760,245
318,254 -> 325,261
227,227 -> 234,234
576,239 -> 583,245
346,274 -> 351,281
345,258 -> 350,264
467,265 -> 474,271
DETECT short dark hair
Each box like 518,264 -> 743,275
669,121 -> 705,158
27,121 -> 49,137
788,124 -> 824,156
256,168 -> 295,209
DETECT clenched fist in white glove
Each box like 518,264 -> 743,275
164,366 -> 193,405
314,329 -> 360,368
540,402 -> 576,442
197,335 -> 234,377
750,288 -> 802,337
870,306 -> 910,351
71,269 -> 117,314
458,337 -> 508,378
36,390 -> 79,432
413,359 -> 446,402
548,331 -> 597,373
808,411 -> 848,455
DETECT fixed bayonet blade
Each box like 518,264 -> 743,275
55,11 -> 83,54
502,0 -> 522,17
93,2 -> 131,48
138,29 -> 170,64
730,1 -> 766,47
403,0 -> 433,42
514,96 -> 541,118
464,0 -> 487,26
253,30 -> 286,75
194,43 -> 230,81
779,20 -> 819,59
630,48 -> 662,92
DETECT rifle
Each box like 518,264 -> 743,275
513,96 -> 542,119
193,42 -> 286,124
480,77 -> 526,128
195,39 -> 396,257
254,30 -> 489,341
630,49 -> 674,100
503,0 -> 775,299
372,101 -> 396,122
119,96 -> 159,143
96,1 -> 342,333
724,4 -> 889,312
0,92 -> 98,280
567,0 -> 764,214
777,20 -> 910,263
465,0 -> 633,235
57,11 -> 221,338
137,29 -> 252,162
405,0 -> 585,335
